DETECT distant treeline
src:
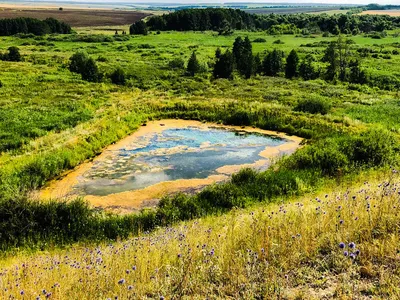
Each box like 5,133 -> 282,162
364,4 -> 400,10
143,8 -> 400,34
0,18 -> 71,36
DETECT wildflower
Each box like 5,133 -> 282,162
339,242 -> 345,249
126,270 -> 130,274
132,266 -> 136,271
177,254 -> 181,258
20,290 -> 24,295
42,289 -> 47,295
344,251 -> 349,257
355,249 -> 360,255
118,279 -> 126,285
128,285 -> 133,290
349,253 -> 356,259
339,220 -> 344,225
349,242 -> 355,249
46,293 -> 52,298
160,296 -> 165,300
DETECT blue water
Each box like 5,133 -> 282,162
74,127 -> 287,196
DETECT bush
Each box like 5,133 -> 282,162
69,51 -> 101,82
110,67 -> 126,85
3,46 -> 22,62
294,96 -> 331,115
273,39 -> 284,44
253,38 -> 266,43
168,58 -> 185,69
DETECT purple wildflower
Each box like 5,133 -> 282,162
118,279 -> 126,285
339,242 -> 345,249
349,242 -> 355,249
344,251 -> 349,257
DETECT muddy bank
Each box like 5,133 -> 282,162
38,120 -> 302,212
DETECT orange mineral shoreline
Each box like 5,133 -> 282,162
37,120 -> 302,212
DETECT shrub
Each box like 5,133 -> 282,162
253,38 -> 266,43
273,39 -> 284,44
3,46 -> 22,62
69,51 -> 101,82
168,58 -> 185,69
294,96 -> 331,115
110,67 -> 126,85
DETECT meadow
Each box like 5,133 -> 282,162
0,14 -> 400,298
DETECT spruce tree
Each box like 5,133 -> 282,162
285,49 -> 299,79
299,54 -> 320,80
213,49 -> 234,79
253,53 -> 262,75
186,51 -> 200,76
232,36 -> 243,67
263,49 -> 284,76
241,36 -> 253,78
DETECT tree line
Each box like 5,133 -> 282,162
67,36 -> 398,91
133,8 -> 400,35
184,36 -> 398,90
0,17 -> 71,36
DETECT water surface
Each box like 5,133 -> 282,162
73,126 -> 286,196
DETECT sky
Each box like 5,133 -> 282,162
8,0 -> 400,5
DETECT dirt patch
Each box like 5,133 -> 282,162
0,7 -> 150,27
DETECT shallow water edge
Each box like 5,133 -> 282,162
37,120 -> 303,213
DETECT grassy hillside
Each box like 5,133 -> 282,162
0,21 -> 399,299
1,171 -> 399,299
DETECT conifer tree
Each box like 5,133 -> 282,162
213,49 -> 234,79
186,51 -> 200,76
285,49 -> 299,79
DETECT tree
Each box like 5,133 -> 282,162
262,49 -> 285,76
232,37 -> 244,67
285,49 -> 299,79
323,37 -> 350,81
253,53 -> 262,75
323,42 -> 338,81
130,20 -> 148,35
299,54 -> 320,80
240,36 -> 253,78
349,59 -> 368,84
69,51 -> 101,82
186,51 -> 200,76
337,36 -> 350,81
213,49 -> 234,79
232,36 -> 253,78
215,48 -> 222,59
69,51 -> 89,73
110,67 -> 126,85
81,57 -> 100,82
5,47 -> 21,62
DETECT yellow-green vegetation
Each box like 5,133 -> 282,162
0,7 -> 399,297
1,171 -> 400,298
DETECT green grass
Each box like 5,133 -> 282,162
0,25 -> 399,298
0,28 -> 399,250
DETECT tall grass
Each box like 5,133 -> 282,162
1,173 -> 399,298
0,126 -> 397,252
